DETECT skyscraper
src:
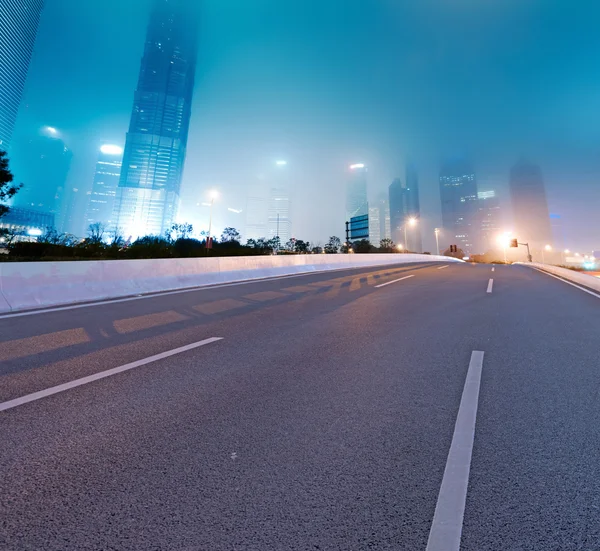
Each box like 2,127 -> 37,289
0,0 -> 44,150
346,164 -> 368,221
404,162 -> 422,252
267,161 -> 292,243
84,145 -> 123,231
388,169 -> 422,251
113,0 -> 198,238
477,189 -> 501,252
368,206 -> 381,245
14,127 -> 72,227
376,192 -> 391,241
245,176 -> 269,241
439,160 -> 479,253
509,159 -> 552,246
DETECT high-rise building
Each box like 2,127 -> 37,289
13,127 -> 72,228
404,162 -> 422,252
376,192 -> 391,241
477,190 -> 501,252
113,0 -> 198,239
368,205 -> 381,245
388,169 -> 422,252
346,164 -> 368,221
267,161 -> 292,243
0,0 -> 44,150
84,145 -> 123,232
439,160 -> 479,253
244,172 -> 270,241
509,159 -> 552,246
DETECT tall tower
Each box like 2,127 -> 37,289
14,127 -> 72,227
0,0 -> 44,150
439,160 -> 479,253
84,145 -> 123,231
113,0 -> 198,239
404,162 -> 422,252
346,164 -> 368,221
267,161 -> 292,243
509,159 -> 552,246
477,189 -> 501,252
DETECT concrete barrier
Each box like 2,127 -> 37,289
519,262 -> 600,293
0,253 -> 461,313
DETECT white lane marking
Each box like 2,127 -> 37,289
437,265 -> 449,270
426,351 -> 485,551
0,337 -> 223,413
531,267 -> 600,299
491,267 -> 495,272
374,274 -> 415,288
0,263 -> 442,320
486,279 -> 494,293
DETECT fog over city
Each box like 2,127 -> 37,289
7,0 -> 600,252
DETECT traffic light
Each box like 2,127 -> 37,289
510,238 -> 518,248
450,244 -> 457,253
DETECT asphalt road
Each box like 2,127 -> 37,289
1,261 -> 599,550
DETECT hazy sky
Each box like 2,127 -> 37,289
13,0 -> 600,250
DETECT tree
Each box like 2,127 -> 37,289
0,226 -> 25,246
324,236 -> 341,254
267,236 -> 281,252
295,239 -> 310,253
354,239 -> 373,253
285,238 -> 296,252
87,222 -> 106,244
379,238 -> 395,253
0,150 -> 22,219
221,227 -> 241,243
167,222 -> 193,241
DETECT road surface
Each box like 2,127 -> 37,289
1,261 -> 600,550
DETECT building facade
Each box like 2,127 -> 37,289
368,206 -> 381,245
389,171 -> 422,252
477,189 -> 501,252
404,162 -> 422,252
113,0 -> 198,239
84,145 -> 123,232
267,162 -> 292,243
509,159 -> 552,246
13,128 -> 72,230
346,164 -> 368,221
439,160 -> 479,253
0,0 -> 44,150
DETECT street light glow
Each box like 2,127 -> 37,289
275,160 -> 287,166
100,144 -> 123,155
208,189 -> 219,200
397,244 -> 404,251
44,126 -> 58,135
408,217 -> 417,226
349,163 -> 365,170
544,244 -> 552,251
564,249 -> 570,253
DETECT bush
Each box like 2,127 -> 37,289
124,236 -> 172,259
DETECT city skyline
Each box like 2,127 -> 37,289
3,0 -> 600,251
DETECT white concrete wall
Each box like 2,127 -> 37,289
0,253 -> 460,313
522,262 -> 600,293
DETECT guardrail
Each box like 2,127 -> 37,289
0,253 -> 461,314
518,262 -> 600,293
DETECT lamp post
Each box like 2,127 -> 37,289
542,244 -> 551,264
563,249 -> 570,264
404,217 -> 417,253
207,190 -> 218,248
434,228 -> 440,256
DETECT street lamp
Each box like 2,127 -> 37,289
396,243 -> 404,252
207,190 -> 219,247
562,249 -> 570,264
434,228 -> 440,256
542,244 -> 552,263
404,217 -> 417,253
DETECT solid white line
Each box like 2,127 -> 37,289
486,279 -> 494,293
437,265 -> 449,270
374,274 -> 415,288
531,267 -> 600,299
0,263 -> 439,320
0,337 -> 223,413
426,350 -> 485,551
